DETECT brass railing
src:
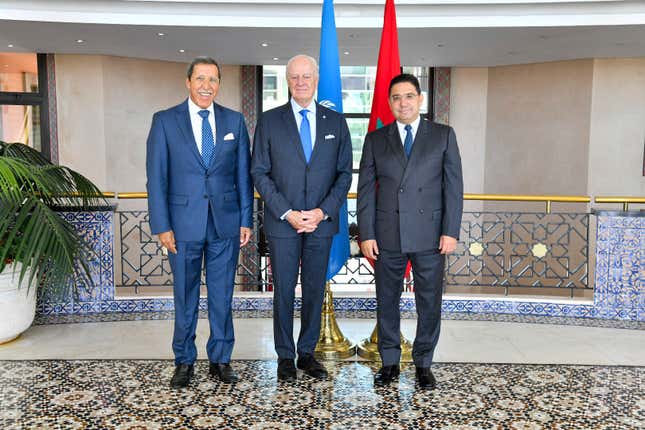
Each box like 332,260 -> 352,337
594,196 -> 645,212
109,192 -> 598,295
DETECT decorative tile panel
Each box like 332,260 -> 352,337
36,212 -> 643,322
46,54 -> 59,164
433,67 -> 451,125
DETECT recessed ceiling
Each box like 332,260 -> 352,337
0,0 -> 644,66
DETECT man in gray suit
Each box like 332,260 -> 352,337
251,54 -> 352,382
358,73 -> 463,389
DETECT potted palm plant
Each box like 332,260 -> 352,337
0,140 -> 105,343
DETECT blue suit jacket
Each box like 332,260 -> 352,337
146,100 -> 253,242
251,102 -> 352,238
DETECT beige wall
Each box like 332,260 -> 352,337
484,60 -> 594,199
55,54 -> 241,196
450,67 -> 488,212
56,55 -> 107,188
450,58 -> 644,212
588,58 -> 645,200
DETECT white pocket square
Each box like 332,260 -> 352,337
223,132 -> 235,141
324,134 -> 335,140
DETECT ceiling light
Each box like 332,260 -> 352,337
273,57 -> 279,61
157,32 -> 165,37
261,42 -> 269,47
7,44 -> 13,48
76,39 -> 84,43
343,51 -> 349,55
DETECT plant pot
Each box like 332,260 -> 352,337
0,262 -> 37,344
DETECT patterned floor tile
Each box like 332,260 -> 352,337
0,360 -> 642,429
34,311 -> 645,330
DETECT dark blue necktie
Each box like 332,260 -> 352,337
299,109 -> 313,163
199,109 -> 215,166
403,124 -> 414,158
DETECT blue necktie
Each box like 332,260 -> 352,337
403,124 -> 414,158
299,109 -> 313,163
199,109 -> 215,166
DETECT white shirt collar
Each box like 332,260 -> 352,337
188,97 -> 214,118
396,115 -> 421,135
290,97 -> 316,116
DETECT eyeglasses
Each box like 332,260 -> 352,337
390,93 -> 419,102
194,75 -> 220,84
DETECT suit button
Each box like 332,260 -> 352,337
418,188 -> 422,192
395,209 -> 399,213
399,188 -> 404,193
419,209 -> 424,214
203,194 -> 208,199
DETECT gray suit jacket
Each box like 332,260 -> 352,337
357,119 -> 463,253
251,102 -> 353,238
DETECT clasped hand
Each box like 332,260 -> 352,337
286,208 -> 324,233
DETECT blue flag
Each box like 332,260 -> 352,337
318,0 -> 350,281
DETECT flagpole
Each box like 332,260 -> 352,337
314,0 -> 356,360
315,282 -> 357,359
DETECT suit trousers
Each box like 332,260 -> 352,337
375,248 -> 445,367
268,234 -> 332,359
168,207 -> 239,365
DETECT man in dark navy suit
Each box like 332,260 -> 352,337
146,57 -> 253,388
251,54 -> 352,382
358,74 -> 463,389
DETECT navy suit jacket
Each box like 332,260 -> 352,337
251,102 -> 352,238
358,119 -> 463,253
146,100 -> 253,242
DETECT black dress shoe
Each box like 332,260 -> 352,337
209,363 -> 239,383
170,364 -> 194,389
277,358 -> 297,382
416,367 -> 437,389
297,354 -> 329,379
374,365 -> 400,387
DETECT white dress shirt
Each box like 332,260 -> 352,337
188,98 -> 216,155
281,98 -> 322,221
395,115 -> 421,147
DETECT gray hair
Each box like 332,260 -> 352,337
286,54 -> 319,78
187,56 -> 221,80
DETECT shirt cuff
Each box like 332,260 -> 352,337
280,209 -> 292,220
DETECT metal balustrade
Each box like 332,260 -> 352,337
111,193 -> 601,297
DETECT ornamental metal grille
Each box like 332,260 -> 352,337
115,209 -> 589,295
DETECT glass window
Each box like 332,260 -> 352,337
262,65 -> 288,111
0,53 -> 39,93
0,53 -> 48,156
0,104 -> 41,150
346,117 -> 368,169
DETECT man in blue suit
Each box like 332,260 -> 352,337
251,54 -> 352,382
146,57 -> 253,388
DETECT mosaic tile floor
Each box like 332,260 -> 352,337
34,311 -> 645,330
0,360 -> 642,429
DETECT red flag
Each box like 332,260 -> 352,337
364,0 -> 412,282
368,0 -> 401,133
